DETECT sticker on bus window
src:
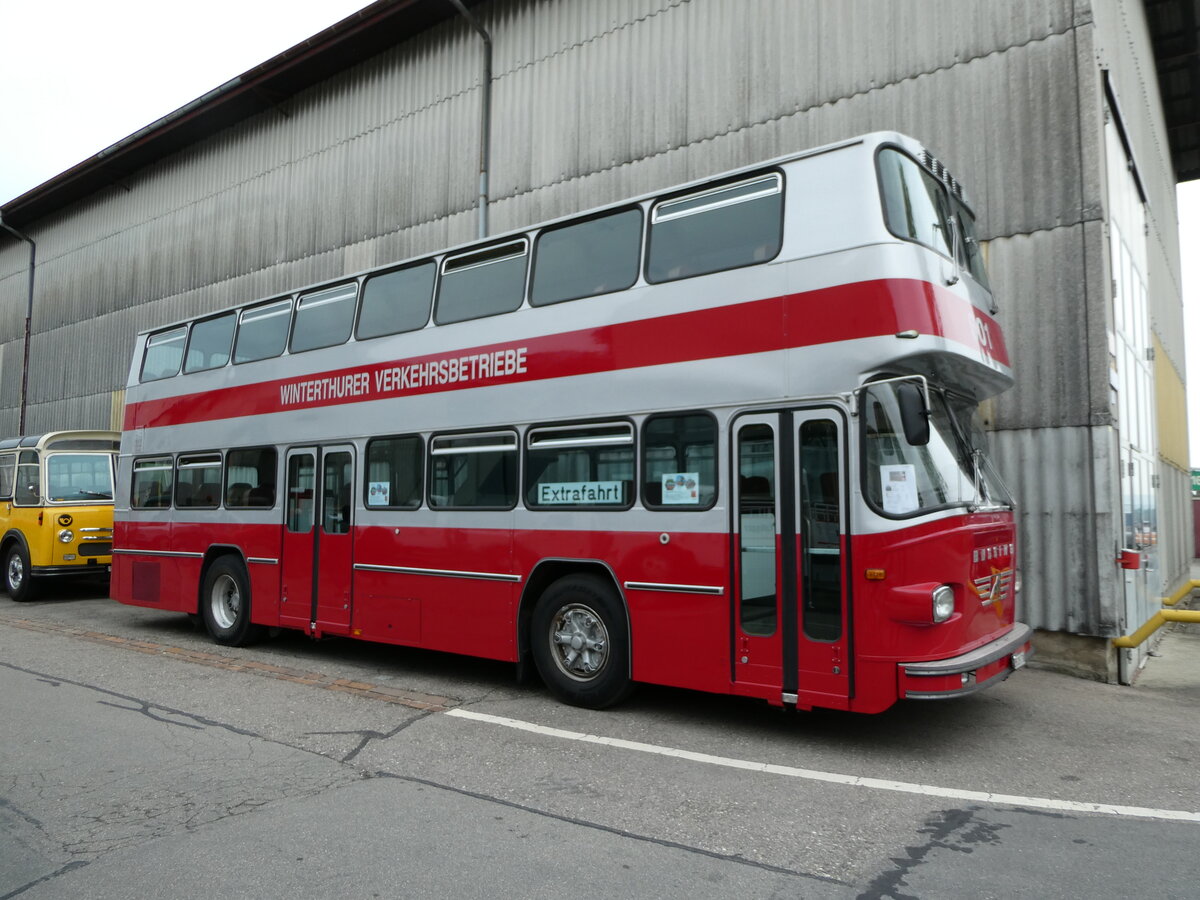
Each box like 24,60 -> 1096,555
880,464 -> 918,515
538,481 -> 625,505
368,481 -> 391,505
661,472 -> 700,505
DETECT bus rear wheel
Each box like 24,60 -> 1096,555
531,575 -> 632,709
4,543 -> 34,602
201,557 -> 264,646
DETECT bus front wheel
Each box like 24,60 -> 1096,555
4,543 -> 34,602
201,557 -> 264,646
531,575 -> 632,709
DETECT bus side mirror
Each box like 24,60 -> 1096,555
897,382 -> 930,446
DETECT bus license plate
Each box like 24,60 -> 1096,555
1012,650 -> 1027,669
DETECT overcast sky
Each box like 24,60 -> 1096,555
2,0 -> 1198,465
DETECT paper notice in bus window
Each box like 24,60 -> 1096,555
880,464 -> 918,514
661,472 -> 701,505
368,481 -> 391,506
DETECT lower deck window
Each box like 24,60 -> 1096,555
175,454 -> 222,508
642,413 -> 717,509
132,458 -> 173,508
430,432 -> 517,509
525,422 -> 634,509
225,448 -> 277,508
366,436 -> 423,509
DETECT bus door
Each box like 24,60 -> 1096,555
732,410 -> 850,706
280,445 -> 356,636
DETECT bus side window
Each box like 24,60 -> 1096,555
365,436 -> 422,509
646,173 -> 783,283
131,457 -> 173,509
14,452 -> 40,506
641,413 -> 717,510
225,448 -> 278,508
0,453 -> 14,499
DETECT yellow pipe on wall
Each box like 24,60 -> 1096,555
1112,580 -> 1200,649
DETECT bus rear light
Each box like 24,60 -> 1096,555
865,568 -> 886,581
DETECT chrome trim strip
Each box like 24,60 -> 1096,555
354,563 -> 521,583
80,527 -> 113,533
247,557 -> 279,566
111,548 -> 205,559
623,581 -> 725,595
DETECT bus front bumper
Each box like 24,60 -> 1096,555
899,623 -> 1033,700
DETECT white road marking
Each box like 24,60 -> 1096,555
445,708 -> 1200,824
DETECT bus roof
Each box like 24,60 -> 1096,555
0,431 -> 121,452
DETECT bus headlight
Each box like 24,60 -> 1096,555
932,585 -> 955,623
58,529 -> 74,544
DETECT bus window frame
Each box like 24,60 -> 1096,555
131,456 -> 175,509
427,429 -> 520,510
354,260 -> 437,341
140,325 -> 188,383
223,446 -> 279,509
874,144 -> 956,264
640,410 -> 719,511
182,311 -> 237,375
524,419 -> 637,511
363,434 -> 424,510
644,169 -> 785,285
528,206 -> 644,307
232,296 -> 294,365
174,452 -> 223,509
289,281 -> 360,354
434,239 -> 530,326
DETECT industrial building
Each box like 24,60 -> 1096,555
1,0 -> 1196,681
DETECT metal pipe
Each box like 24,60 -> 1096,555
448,0 -> 492,240
0,214 -> 35,435
1111,580 -> 1200,649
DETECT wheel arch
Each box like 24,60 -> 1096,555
517,558 -> 631,675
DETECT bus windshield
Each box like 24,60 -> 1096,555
46,454 -> 114,502
861,382 -> 1009,517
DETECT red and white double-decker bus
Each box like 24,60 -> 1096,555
113,132 -> 1030,712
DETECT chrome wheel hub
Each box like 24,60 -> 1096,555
550,602 -> 609,682
210,573 -> 241,630
7,554 -> 24,591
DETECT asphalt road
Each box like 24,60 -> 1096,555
2,583 -> 1197,899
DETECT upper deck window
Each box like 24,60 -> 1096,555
291,283 -> 358,353
953,198 -> 991,289
357,261 -> 435,339
646,173 -> 783,283
184,312 -> 236,374
234,298 -> 292,364
435,240 -> 527,325
878,148 -> 954,259
531,209 -> 642,306
140,327 -> 187,382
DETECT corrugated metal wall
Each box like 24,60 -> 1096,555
0,0 -> 1189,649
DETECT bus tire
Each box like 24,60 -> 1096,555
200,557 -> 264,646
531,575 -> 632,709
3,543 -> 34,602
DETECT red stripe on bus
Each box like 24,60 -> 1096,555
124,278 -> 1008,429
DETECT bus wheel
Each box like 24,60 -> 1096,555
4,544 -> 34,602
201,557 -> 264,646
531,575 -> 632,709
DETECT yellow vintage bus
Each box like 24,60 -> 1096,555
1,431 -> 120,602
